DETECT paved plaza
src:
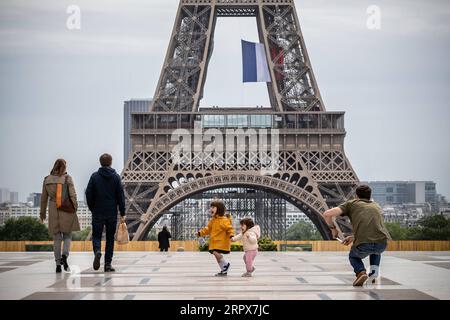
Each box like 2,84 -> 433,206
0,251 -> 449,300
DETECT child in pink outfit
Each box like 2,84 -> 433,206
231,218 -> 261,277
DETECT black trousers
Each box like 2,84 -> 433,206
92,215 -> 117,266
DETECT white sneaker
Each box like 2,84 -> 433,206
242,272 -> 252,277
367,274 -> 378,285
365,271 -> 379,288
367,268 -> 379,285
222,262 -> 230,272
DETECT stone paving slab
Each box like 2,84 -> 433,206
0,251 -> 448,300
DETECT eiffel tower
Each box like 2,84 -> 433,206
122,0 -> 359,240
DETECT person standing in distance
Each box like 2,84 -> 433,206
158,226 -> 172,252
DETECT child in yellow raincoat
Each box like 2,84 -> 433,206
198,200 -> 235,276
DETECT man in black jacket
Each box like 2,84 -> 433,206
158,226 -> 172,252
86,153 -> 126,272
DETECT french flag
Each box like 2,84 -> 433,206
242,40 -> 271,83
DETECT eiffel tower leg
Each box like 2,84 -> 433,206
258,1 -> 326,112
150,2 -> 216,112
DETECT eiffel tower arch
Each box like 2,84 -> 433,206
122,0 -> 359,241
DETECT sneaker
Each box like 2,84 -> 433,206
104,265 -> 116,272
367,272 -> 378,285
61,254 -> 70,272
242,272 -> 252,277
56,265 -> 62,273
222,262 -> 230,273
215,271 -> 227,277
353,271 -> 368,287
93,252 -> 102,271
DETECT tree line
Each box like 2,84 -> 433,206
0,217 -> 91,241
0,215 -> 449,241
285,215 -> 450,241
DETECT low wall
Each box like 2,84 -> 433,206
275,240 -> 450,251
0,240 -> 449,252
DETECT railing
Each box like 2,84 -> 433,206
1,241 -> 449,252
181,0 -> 293,5
131,112 -> 345,131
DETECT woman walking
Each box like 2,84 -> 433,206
40,159 -> 80,273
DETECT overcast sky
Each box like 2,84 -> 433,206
0,0 -> 449,202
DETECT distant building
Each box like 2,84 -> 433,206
9,192 -> 19,204
0,188 -> 10,204
0,203 -> 92,230
27,193 -> 42,208
285,203 -> 311,229
0,189 -> 19,205
365,181 -> 438,212
9,205 -> 43,223
77,204 -> 92,230
438,195 -> 450,218
124,99 -> 152,165
440,208 -> 450,219
0,207 -> 11,225
381,203 -> 429,227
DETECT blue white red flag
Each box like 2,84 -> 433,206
242,40 -> 271,83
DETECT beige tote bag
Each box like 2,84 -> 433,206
116,221 -> 129,245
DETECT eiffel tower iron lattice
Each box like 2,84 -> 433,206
121,0 -> 359,241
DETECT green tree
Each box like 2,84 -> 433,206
416,215 -> 450,240
258,237 -> 277,251
286,221 -> 321,240
385,222 -> 408,240
0,217 -> 51,241
405,226 -> 422,240
72,227 -> 91,240
384,215 -> 450,240
146,228 -> 157,241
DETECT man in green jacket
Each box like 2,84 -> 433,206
323,185 -> 391,286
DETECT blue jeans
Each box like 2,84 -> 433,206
92,215 -> 117,266
349,243 -> 387,275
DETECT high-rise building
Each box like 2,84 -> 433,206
124,99 -> 152,165
27,193 -> 42,208
0,189 -> 19,205
0,188 -> 10,204
9,192 -> 19,204
365,181 -> 438,212
83,188 -> 87,205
